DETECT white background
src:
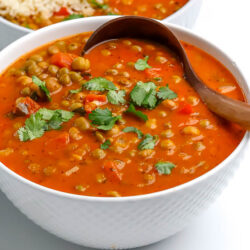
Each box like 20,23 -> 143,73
1,0 -> 250,249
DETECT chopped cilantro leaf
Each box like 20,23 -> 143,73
32,76 -> 51,101
100,139 -> 111,149
18,108 -> 74,141
69,87 -> 83,94
123,126 -> 143,139
88,108 -> 120,131
138,134 -> 158,150
107,90 -> 126,105
84,77 -> 117,91
130,81 -> 157,109
18,112 -> 46,142
134,56 -> 151,71
63,14 -> 84,21
91,0 -> 109,9
157,84 -> 177,101
125,103 -> 148,121
155,162 -> 176,175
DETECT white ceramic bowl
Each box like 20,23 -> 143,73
0,16 -> 248,249
0,0 -> 202,50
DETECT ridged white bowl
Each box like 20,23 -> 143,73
0,0 -> 202,49
0,16 -> 248,249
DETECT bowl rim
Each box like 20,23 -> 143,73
0,16 -> 248,203
0,0 -> 199,33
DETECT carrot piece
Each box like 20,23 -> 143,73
103,161 -> 122,182
179,103 -> 193,115
145,68 -> 162,78
84,94 -> 107,113
45,132 -> 70,150
85,94 -> 107,103
50,52 -> 77,69
84,102 -> 97,113
54,7 -> 70,16
15,97 -> 40,116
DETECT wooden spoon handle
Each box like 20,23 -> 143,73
183,58 -> 250,129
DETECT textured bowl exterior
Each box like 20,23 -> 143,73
0,0 -> 202,50
0,16 -> 249,249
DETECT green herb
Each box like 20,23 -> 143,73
107,12 -> 117,15
138,134 -> 158,150
155,162 -> 176,175
84,77 -> 117,91
130,81 -> 157,109
154,77 -> 162,82
18,112 -> 46,142
130,81 -> 177,109
123,127 -> 143,139
69,87 -> 83,94
18,108 -> 74,142
89,108 -> 120,131
63,14 -> 84,21
107,90 -> 126,105
125,103 -> 148,121
100,139 -> 111,149
25,24 -> 31,29
134,56 -> 151,71
32,76 -> 51,101
157,84 -> 177,101
91,0 -> 109,9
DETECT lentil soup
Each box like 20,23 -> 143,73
0,33 -> 245,197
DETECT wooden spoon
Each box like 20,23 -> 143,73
82,16 -> 250,129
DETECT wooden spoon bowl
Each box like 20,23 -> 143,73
83,16 -> 250,129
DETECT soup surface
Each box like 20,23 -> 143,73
0,32 -> 245,197
0,0 -> 189,30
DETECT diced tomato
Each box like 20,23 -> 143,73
103,161 -> 122,182
54,7 -> 70,16
179,102 -> 193,115
15,97 -> 40,116
85,94 -> 107,103
145,68 -> 162,78
84,102 -> 97,113
45,132 -> 70,151
50,52 -> 78,69
84,94 -> 107,113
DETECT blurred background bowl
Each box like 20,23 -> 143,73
0,0 -> 202,50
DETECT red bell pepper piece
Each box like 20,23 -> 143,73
179,102 -> 193,115
54,7 -> 70,16
145,68 -> 162,78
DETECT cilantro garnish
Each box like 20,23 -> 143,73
125,103 -> 148,121
123,126 -> 143,139
157,84 -> 178,101
85,77 -> 117,91
91,0 -> 109,9
88,108 -> 121,131
63,14 -> 84,21
134,56 -> 151,71
130,81 -> 177,109
32,76 -> 51,101
69,87 -> 82,94
138,134 -> 158,150
18,108 -> 74,142
107,90 -> 126,105
130,81 -> 157,109
155,162 -> 176,175
100,139 -> 111,149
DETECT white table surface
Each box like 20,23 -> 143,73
1,0 -> 250,249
